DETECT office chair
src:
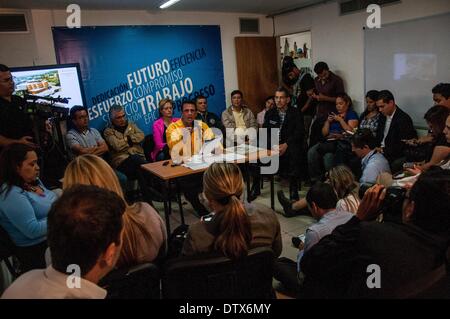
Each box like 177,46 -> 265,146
99,262 -> 161,299
142,134 -> 155,163
0,226 -> 20,279
162,246 -> 275,299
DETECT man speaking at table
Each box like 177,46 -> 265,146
166,100 -> 218,217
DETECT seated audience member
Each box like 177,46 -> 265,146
104,104 -> 150,200
308,93 -> 358,182
263,87 -> 305,201
417,106 -> 450,171
351,128 -> 391,184
66,105 -> 109,157
375,90 -> 417,172
329,165 -> 361,214
432,83 -> 450,109
312,61 -> 345,114
65,105 -> 127,190
300,169 -> 450,298
274,182 -> 354,294
151,98 -> 179,162
403,105 -> 449,159
257,96 -> 275,128
63,154 -> 167,268
359,90 -> 382,136
404,84 -> 450,146
221,90 -> 258,146
182,162 -> 282,258
278,165 -> 360,217
401,112 -> 450,180
2,185 -> 125,299
195,95 -> 225,134
166,100 -> 215,217
0,144 -> 57,271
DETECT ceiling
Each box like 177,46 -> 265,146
0,0 -> 329,16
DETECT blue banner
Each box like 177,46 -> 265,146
52,25 -> 226,135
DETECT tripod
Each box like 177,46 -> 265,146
25,98 -> 71,188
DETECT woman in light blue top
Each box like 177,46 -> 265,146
0,143 -> 57,271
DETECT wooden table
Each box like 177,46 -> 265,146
141,150 -> 277,235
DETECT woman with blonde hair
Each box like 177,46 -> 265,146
327,165 -> 360,214
278,165 -> 360,216
182,162 -> 281,259
63,154 -> 167,268
151,98 -> 179,161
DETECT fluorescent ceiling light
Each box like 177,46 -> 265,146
160,0 -> 181,9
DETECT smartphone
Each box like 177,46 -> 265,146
403,162 -> 415,169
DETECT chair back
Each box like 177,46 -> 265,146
0,226 -> 20,278
100,262 -> 161,299
162,246 -> 275,299
143,134 -> 155,162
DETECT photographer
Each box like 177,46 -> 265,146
351,128 -> 390,184
300,168 -> 450,298
0,64 -> 36,150
274,182 -> 353,295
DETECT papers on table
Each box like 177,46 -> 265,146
225,144 -> 266,155
182,161 -> 210,170
182,152 -> 246,170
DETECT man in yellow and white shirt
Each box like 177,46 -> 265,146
165,100 -> 216,217
166,101 -> 216,158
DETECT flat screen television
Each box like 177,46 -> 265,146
10,63 -> 86,109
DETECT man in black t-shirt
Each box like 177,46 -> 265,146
0,64 -> 36,150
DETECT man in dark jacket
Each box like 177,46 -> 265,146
375,90 -> 417,173
0,64 -> 35,150
195,95 -> 224,136
263,87 -> 305,201
300,169 -> 450,299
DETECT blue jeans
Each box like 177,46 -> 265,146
114,169 -> 128,192
307,143 -> 335,182
155,151 -> 167,162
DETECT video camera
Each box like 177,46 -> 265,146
359,184 -> 407,223
23,94 -> 70,120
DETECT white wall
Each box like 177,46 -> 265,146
274,0 -> 450,112
0,9 -> 273,105
0,9 -> 38,66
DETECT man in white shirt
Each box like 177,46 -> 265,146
351,128 -> 391,184
274,182 -> 353,294
2,185 -> 125,299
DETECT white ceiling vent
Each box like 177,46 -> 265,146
0,13 -> 29,33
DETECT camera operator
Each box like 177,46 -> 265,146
0,64 -> 36,150
300,168 -> 450,298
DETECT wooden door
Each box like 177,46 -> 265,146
235,37 -> 278,115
